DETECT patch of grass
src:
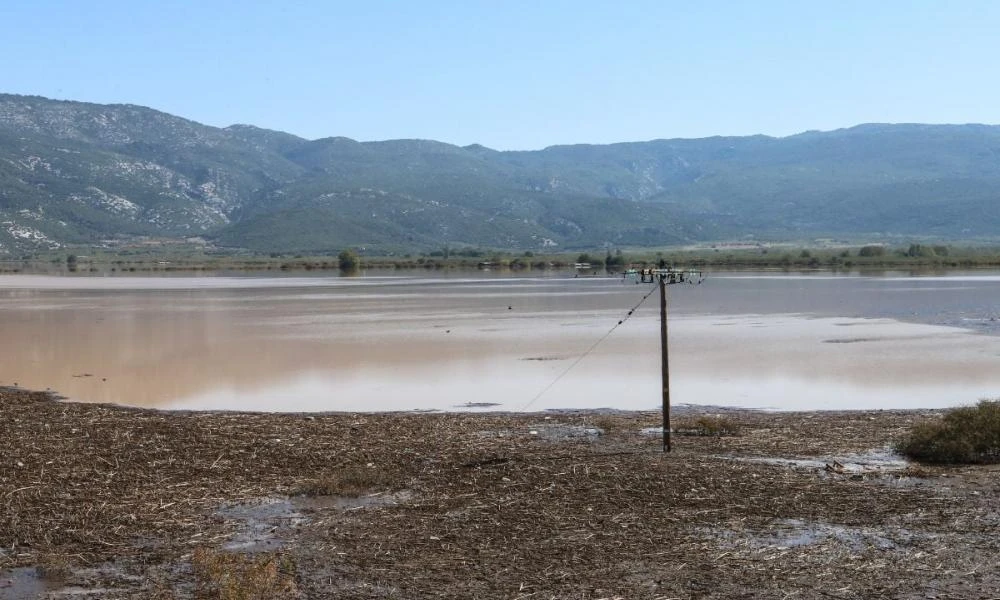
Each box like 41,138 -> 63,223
895,400 -> 1000,464
676,416 -> 741,437
296,465 -> 391,497
192,548 -> 298,600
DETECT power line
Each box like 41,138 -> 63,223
519,282 -> 658,411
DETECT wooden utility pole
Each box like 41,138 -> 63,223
659,274 -> 671,452
625,267 -> 701,452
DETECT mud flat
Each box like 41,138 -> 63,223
2,387 -> 999,599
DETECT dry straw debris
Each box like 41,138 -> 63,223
192,548 -> 299,600
2,388 -> 999,598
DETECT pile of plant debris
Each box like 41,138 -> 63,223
2,388 -> 998,599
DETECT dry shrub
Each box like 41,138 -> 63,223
676,415 -> 740,437
590,415 -> 627,434
296,465 -> 390,497
192,548 -> 298,600
895,399 -> 1000,464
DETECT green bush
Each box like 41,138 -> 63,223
895,400 -> 1000,464
906,243 -> 938,258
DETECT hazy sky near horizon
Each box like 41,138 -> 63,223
3,1 -> 998,150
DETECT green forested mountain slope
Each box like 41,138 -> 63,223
2,93 -> 999,254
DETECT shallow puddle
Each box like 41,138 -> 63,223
729,519 -> 913,551
725,449 -> 909,474
527,423 -> 604,440
321,490 -> 413,510
0,568 -> 59,600
719,449 -> 938,490
217,498 -> 307,552
217,491 -> 413,551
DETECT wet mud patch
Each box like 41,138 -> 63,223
454,401 -> 501,408
475,423 -> 604,442
722,448 -> 909,473
319,490 -> 413,510
0,564 -> 141,600
710,519 -> 925,552
823,337 -> 886,344
218,490 -> 414,552
720,448 -> 944,489
823,332 -> 950,345
0,568 -> 59,600
526,423 -> 603,440
476,414 -> 609,441
217,498 -> 307,553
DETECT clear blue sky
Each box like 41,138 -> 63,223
2,0 -> 998,150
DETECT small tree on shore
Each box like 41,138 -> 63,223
338,249 -> 359,271
858,245 -> 886,257
605,249 -> 626,270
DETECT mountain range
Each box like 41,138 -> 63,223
2,92 -> 1000,255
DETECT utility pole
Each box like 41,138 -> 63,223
659,274 -> 671,452
627,267 -> 702,452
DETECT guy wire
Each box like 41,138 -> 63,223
519,282 -> 658,411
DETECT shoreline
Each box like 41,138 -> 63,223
4,386 -> 998,598
3,383 -> 975,417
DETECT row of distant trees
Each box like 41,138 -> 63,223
575,249 -> 627,269
858,244 -> 949,258
335,243 -> 959,271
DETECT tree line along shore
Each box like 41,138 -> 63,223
5,242 -> 1000,274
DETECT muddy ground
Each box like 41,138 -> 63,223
1,387 -> 998,599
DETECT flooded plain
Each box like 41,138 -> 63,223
1,270 -> 999,412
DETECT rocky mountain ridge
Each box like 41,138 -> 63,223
2,93 -> 999,254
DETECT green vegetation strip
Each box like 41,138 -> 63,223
8,243 -> 1000,275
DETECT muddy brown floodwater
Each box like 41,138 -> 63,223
1,270 -> 1000,412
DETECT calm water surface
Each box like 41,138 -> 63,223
1,270 -> 999,412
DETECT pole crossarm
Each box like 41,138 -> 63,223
624,267 -> 704,285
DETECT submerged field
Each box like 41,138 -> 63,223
4,272 -> 1000,414
2,387 -> 998,599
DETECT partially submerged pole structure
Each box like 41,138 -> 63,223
659,273 -> 671,452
